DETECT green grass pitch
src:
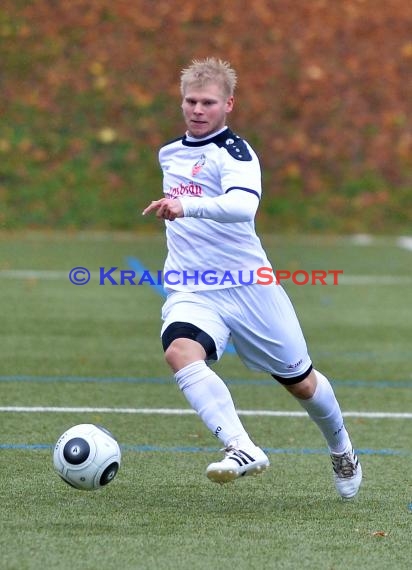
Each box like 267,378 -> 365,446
0,231 -> 411,569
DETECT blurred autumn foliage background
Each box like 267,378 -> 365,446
1,0 -> 411,233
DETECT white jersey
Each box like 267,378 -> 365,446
159,127 -> 272,292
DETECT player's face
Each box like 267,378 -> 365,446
182,83 -> 234,139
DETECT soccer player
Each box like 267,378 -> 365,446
142,58 -> 362,499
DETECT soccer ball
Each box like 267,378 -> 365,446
53,423 -> 121,491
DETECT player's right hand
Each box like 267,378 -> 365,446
142,198 -> 183,221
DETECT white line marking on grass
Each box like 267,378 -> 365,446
397,236 -> 412,251
1,406 -> 411,418
0,270 -> 68,279
336,275 -> 412,285
349,234 -> 374,245
0,270 -> 100,280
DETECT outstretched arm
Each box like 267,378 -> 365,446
142,189 -> 258,223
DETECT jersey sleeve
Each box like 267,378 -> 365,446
179,189 -> 259,223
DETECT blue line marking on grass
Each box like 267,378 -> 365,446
126,255 -> 237,354
126,256 -> 167,298
120,445 -> 412,457
1,375 -> 412,388
0,443 -> 410,456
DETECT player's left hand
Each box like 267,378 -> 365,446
142,198 -> 184,221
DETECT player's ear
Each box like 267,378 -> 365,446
225,96 -> 234,113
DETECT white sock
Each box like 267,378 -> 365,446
175,360 -> 254,448
295,370 -> 351,454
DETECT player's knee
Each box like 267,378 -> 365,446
272,365 -> 316,399
162,321 -> 217,372
163,338 -> 182,369
286,369 -> 317,400
163,340 -> 178,368
164,338 -> 204,372
285,372 -> 316,399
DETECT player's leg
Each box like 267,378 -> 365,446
223,284 -> 362,498
161,293 -> 269,483
276,368 -> 351,454
275,368 -> 362,499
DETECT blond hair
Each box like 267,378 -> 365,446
180,58 -> 237,97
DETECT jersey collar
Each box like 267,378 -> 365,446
183,127 -> 230,147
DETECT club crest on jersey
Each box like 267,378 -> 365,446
191,154 -> 206,176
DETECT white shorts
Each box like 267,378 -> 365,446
161,284 -> 312,379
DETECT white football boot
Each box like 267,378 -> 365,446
331,446 -> 362,499
206,444 -> 270,484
